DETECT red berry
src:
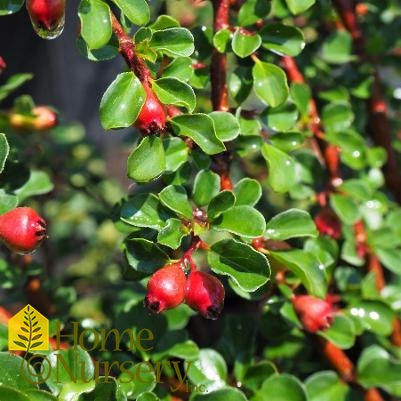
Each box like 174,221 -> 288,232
144,263 -> 186,313
185,271 -> 225,320
0,207 -> 47,254
134,85 -> 166,135
9,106 -> 58,132
292,295 -> 334,333
314,208 -> 342,240
26,0 -> 66,39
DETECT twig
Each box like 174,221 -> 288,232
332,0 -> 401,204
110,13 -> 151,84
280,56 -> 341,187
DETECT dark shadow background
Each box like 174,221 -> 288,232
0,3 -> 128,149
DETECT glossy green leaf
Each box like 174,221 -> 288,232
112,0 -> 149,25
164,137 -> 188,172
214,205 -> 266,238
261,23 -> 305,56
85,377 -> 126,401
123,238 -> 169,279
253,61 -> 289,107
127,136 -> 166,183
242,361 -> 277,391
159,185 -> 192,219
290,83 -> 311,115
358,345 -> 401,396
208,239 -> 270,292
305,371 -> 349,401
0,387 -> 30,401
270,250 -> 327,298
24,389 -> 57,401
232,29 -> 261,58
187,349 -> 227,391
41,347 -> 95,396
321,31 -> 354,64
100,72 -> 145,130
76,35 -> 118,62
0,74 -> 33,102
149,15 -> 179,30
213,29 -> 232,53
78,0 -> 112,50
0,352 -> 39,389
265,101 -> 298,131
238,0 -> 271,26
171,114 -> 225,155
261,143 -> 296,193
192,170 -> 220,207
162,57 -> 193,81
119,362 -> 156,399
319,315 -> 356,349
120,193 -> 170,231
191,387 -> 248,401
15,170 -> 54,201
150,28 -> 194,57
209,111 -> 240,141
330,194 -> 361,224
157,218 -> 187,249
234,178 -> 262,206
0,133 -> 9,173
208,190 -> 236,219
269,132 -> 304,152
265,209 -> 318,240
254,374 -> 307,401
0,191 -> 18,214
136,392 -> 159,401
376,248 -> 401,275
0,0 -> 24,15
322,103 -> 354,133
348,301 -> 394,336
153,77 -> 196,112
285,0 -> 316,15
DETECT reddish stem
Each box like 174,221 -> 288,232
281,56 -> 341,186
110,13 -> 151,84
318,337 -> 356,382
180,237 -> 207,272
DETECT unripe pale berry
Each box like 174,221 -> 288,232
292,294 -> 334,333
134,85 -> 166,135
144,263 -> 186,313
185,271 -> 225,320
9,106 -> 58,132
314,208 -> 342,240
0,207 -> 47,254
26,0 -> 66,39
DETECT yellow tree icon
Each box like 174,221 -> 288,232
8,304 -> 49,352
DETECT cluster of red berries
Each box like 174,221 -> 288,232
144,263 -> 225,320
0,207 -> 47,254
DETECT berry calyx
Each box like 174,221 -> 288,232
314,207 -> 342,240
0,207 -> 47,254
144,263 -> 186,313
134,85 -> 166,135
9,106 -> 58,132
292,294 -> 334,333
185,271 -> 225,320
26,0 -> 66,39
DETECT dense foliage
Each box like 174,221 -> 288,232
1,0 -> 401,400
